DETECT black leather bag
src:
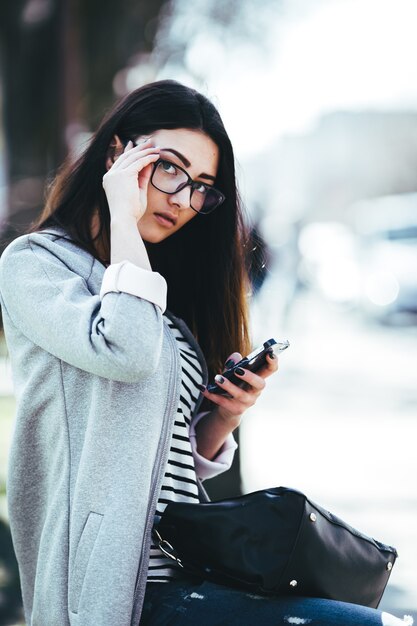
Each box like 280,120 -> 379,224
153,486 -> 397,608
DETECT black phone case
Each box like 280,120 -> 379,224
206,339 -> 278,396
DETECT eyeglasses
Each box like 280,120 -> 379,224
150,158 -> 225,215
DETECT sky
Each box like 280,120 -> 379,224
168,0 -> 417,159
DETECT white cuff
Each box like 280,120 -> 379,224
189,411 -> 238,481
100,261 -> 167,313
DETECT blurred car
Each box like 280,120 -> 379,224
297,193 -> 417,323
354,193 -> 417,322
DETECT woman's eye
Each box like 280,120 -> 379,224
161,161 -> 177,175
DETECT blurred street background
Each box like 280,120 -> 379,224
1,0 -> 417,623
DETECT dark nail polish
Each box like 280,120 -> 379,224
197,383 -> 206,392
215,375 -> 225,384
235,367 -> 245,376
224,358 -> 235,369
269,352 -> 276,359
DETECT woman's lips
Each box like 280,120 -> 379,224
154,213 -> 177,227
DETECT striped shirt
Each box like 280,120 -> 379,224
146,315 -> 203,582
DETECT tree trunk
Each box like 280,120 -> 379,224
0,0 -> 168,249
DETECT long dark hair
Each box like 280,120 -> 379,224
30,80 -> 251,378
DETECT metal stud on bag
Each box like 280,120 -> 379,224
309,513 -> 317,522
290,580 -> 298,588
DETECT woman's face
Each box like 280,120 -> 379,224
136,128 -> 220,243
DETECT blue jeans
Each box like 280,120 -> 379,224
140,578 -> 411,626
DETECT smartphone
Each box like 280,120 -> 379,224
206,338 -> 290,396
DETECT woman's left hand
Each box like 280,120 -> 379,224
200,351 -> 279,422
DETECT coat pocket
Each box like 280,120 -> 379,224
69,511 -> 104,614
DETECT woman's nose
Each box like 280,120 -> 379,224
168,185 -> 192,209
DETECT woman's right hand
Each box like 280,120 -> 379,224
102,138 -> 160,222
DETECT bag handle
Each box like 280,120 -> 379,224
153,528 -> 184,569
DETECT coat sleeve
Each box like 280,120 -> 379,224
0,233 -> 167,382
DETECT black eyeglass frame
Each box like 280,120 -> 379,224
119,137 -> 225,215
150,158 -> 225,215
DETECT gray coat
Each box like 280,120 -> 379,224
0,230 -> 230,626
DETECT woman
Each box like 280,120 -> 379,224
0,80 -> 410,626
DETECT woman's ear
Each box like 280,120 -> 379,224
105,135 -> 125,171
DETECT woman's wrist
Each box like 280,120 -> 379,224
110,217 -> 151,270
210,405 -> 242,430
194,406 -> 241,461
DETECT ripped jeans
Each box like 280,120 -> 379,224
139,578 -> 413,626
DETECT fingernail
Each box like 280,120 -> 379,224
269,352 -> 276,359
197,383 -> 206,392
224,358 -> 235,369
215,375 -> 225,384
235,367 -> 245,376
